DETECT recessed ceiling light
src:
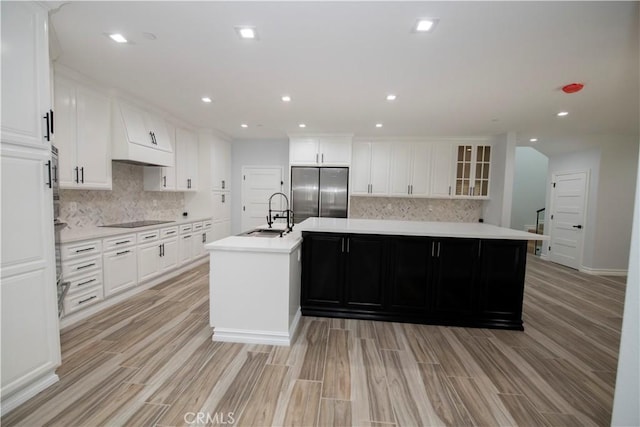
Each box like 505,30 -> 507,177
142,32 -> 157,41
241,124 -> 248,128
529,138 -> 538,142
281,95 -> 291,102
235,26 -> 257,39
376,123 -> 383,128
201,97 -> 212,103
386,94 -> 397,101
298,123 -> 306,128
413,18 -> 439,33
109,33 -> 128,43
557,111 -> 569,117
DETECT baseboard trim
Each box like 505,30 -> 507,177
1,371 -> 59,416
579,266 -> 628,276
289,307 -> 302,342
213,322 -> 299,347
212,308 -> 301,347
60,256 -> 208,330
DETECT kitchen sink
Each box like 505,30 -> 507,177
240,228 -> 285,238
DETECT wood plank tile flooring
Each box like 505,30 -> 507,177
2,256 -> 625,426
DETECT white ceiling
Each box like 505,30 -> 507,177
50,1 -> 639,154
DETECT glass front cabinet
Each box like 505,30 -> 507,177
454,144 -> 491,198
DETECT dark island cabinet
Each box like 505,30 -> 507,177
345,234 -> 387,310
301,232 -> 527,330
388,237 -> 431,313
478,239 -> 527,329
301,232 -> 387,315
300,233 -> 343,307
430,238 -> 480,319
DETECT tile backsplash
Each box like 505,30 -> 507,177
349,196 -> 483,222
59,162 -> 184,229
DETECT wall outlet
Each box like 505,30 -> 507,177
152,199 -> 158,207
69,202 -> 77,212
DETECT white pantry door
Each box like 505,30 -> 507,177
241,167 -> 283,232
549,171 -> 588,270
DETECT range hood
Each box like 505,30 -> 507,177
111,99 -> 174,167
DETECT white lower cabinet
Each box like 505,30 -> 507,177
103,247 -> 137,296
179,233 -> 194,266
138,240 -> 162,283
64,286 -> 104,315
60,241 -> 104,316
160,237 -> 179,272
60,219 -> 211,322
138,236 -> 178,282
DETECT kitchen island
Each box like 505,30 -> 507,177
298,217 -> 549,330
205,227 -> 303,346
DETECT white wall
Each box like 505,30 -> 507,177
611,143 -> 640,426
592,138 -> 639,270
230,138 -> 289,235
483,132 -> 516,227
510,147 -> 549,231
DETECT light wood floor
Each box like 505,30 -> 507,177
2,256 -> 626,426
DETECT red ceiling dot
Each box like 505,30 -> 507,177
562,83 -> 584,94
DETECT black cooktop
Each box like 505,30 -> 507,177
100,220 -> 175,228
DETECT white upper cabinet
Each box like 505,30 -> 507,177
430,143 -> 454,198
1,1 -> 51,149
289,138 -> 319,164
289,135 -> 352,166
453,143 -> 492,198
211,138 -> 231,191
212,192 -> 231,222
143,124 -> 176,191
351,142 -> 391,196
143,124 -> 177,191
54,75 -> 112,189
175,127 -> 198,191
389,142 -> 432,197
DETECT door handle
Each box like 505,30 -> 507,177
572,225 -> 583,229
43,112 -> 51,141
46,160 -> 52,188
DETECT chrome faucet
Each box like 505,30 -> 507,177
267,192 -> 294,234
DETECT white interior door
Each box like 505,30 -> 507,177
549,171 -> 588,270
241,167 -> 283,232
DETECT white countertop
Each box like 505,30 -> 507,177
59,216 -> 213,243
205,225 -> 303,254
297,217 -> 549,241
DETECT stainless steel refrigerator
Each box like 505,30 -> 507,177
291,167 -> 349,224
